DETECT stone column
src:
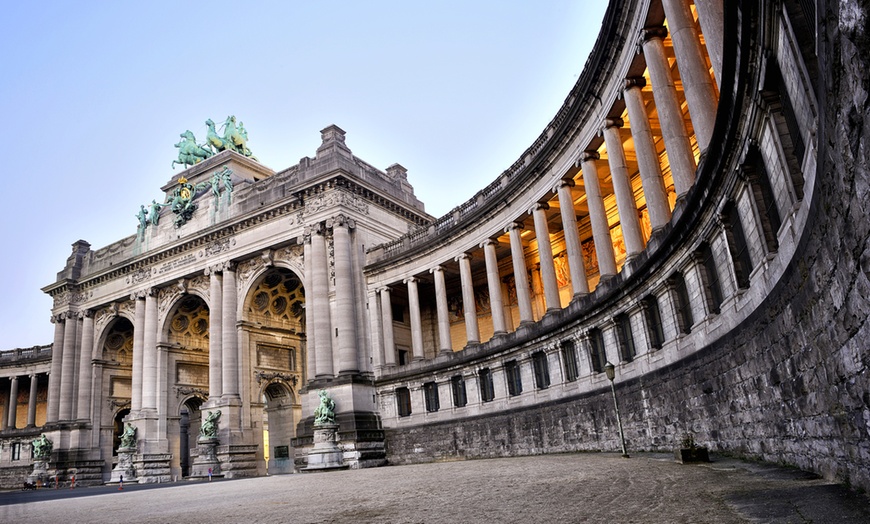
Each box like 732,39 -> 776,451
602,118 -> 645,259
379,287 -> 396,366
222,264 -> 240,399
404,277 -> 425,361
59,311 -> 79,420
207,267 -> 223,400
429,266 -> 453,353
311,225 -> 334,378
480,240 -> 507,334
555,179 -> 589,296
455,253 -> 480,344
131,293 -> 146,413
141,289 -> 159,412
623,77 -> 672,231
694,0 -> 724,85
642,27 -> 697,198
531,203 -> 562,311
301,234 -> 316,380
6,375 -> 18,429
331,215 -> 359,374
46,315 -> 65,423
27,374 -> 38,427
506,222 -> 534,324
581,151 -> 618,279
75,311 -> 95,420
662,0 -> 718,150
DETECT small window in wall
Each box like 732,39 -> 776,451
396,387 -> 412,417
616,314 -> 636,362
721,201 -> 753,289
532,351 -> 550,390
505,360 -> 523,396
671,272 -> 694,334
423,381 -> 440,413
588,329 -> 607,373
478,368 -> 495,402
12,442 -> 21,461
562,340 -> 579,382
451,375 -> 467,408
699,243 -> 723,314
392,303 -> 405,323
643,295 -> 665,350
397,347 -> 409,366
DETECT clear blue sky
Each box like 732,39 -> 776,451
0,1 -> 606,349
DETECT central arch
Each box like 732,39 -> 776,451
241,267 -> 306,474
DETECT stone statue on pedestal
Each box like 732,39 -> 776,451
32,434 -> 52,460
200,410 -> 221,438
120,423 -> 137,449
314,390 -> 336,426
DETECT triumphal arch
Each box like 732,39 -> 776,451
2,0 -> 868,492
39,122 -> 428,481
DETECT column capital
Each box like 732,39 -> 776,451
326,213 -> 355,230
479,238 -> 499,249
580,150 -> 601,163
378,286 -> 391,294
429,265 -> 445,274
260,249 -> 274,267
82,309 -> 95,319
603,117 -> 624,130
130,289 -> 148,301
505,221 -> 525,233
640,25 -> 668,44
454,252 -> 472,262
623,76 -> 647,91
556,178 -> 576,191
403,276 -> 418,285
204,264 -> 222,276
529,202 -> 550,215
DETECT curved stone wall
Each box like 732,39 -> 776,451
368,0 -> 870,490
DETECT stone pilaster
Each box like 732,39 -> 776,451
581,151 -> 618,279
404,277 -> 425,361
506,222 -> 534,324
623,76 -> 672,231
131,292 -> 146,413
641,26 -> 697,198
379,287 -> 396,367
455,253 -> 480,344
222,264 -> 239,399
661,0 -> 718,150
206,266 -> 223,400
555,179 -> 589,296
480,240 -> 507,334
310,224 -> 334,377
531,203 -> 561,311
6,375 -> 18,428
602,118 -> 644,259
430,266 -> 453,353
59,311 -> 79,421
27,373 -> 38,427
75,311 -> 95,420
46,315 -> 64,423
142,289 -> 159,412
329,215 -> 359,374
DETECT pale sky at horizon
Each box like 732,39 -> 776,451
0,1 -> 607,349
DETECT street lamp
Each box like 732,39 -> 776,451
604,361 -> 629,458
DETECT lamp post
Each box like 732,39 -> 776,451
604,361 -> 629,458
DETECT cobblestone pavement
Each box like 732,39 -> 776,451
2,453 -> 869,523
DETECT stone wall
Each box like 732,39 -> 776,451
385,0 -> 870,492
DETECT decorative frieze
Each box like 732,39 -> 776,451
200,237 -> 237,258
254,370 -> 299,387
126,267 -> 154,285
305,190 -> 370,216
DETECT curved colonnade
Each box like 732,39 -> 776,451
365,0 -> 868,489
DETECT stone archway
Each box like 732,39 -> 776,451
241,267 -> 306,475
262,381 -> 297,474
179,396 -> 204,478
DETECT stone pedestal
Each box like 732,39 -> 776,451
189,437 -> 224,480
303,424 -> 348,472
28,459 -> 50,487
109,447 -> 138,484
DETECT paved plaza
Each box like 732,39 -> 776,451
2,453 -> 869,523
